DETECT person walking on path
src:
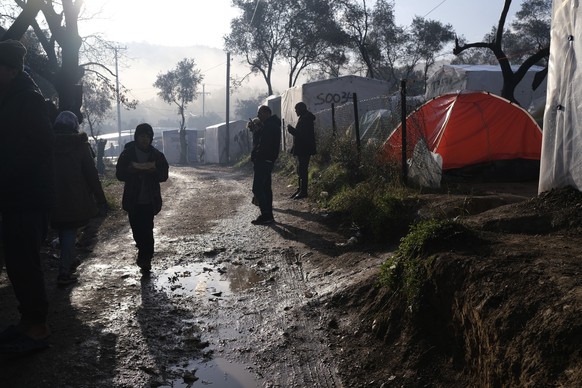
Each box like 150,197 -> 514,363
0,40 -> 54,353
286,102 -> 316,199
251,105 -> 281,225
116,123 -> 169,273
51,111 -> 108,286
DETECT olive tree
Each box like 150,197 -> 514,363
0,0 -> 135,122
453,0 -> 551,104
225,0 -> 287,96
153,58 -> 203,164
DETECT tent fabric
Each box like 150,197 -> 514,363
382,91 -> 543,171
425,64 -> 547,110
280,76 -> 392,151
539,1 -> 582,193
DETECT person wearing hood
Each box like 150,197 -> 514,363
51,111 -> 108,286
287,102 -> 316,199
115,123 -> 169,273
0,39 -> 54,352
250,105 -> 281,225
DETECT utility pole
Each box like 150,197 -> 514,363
196,84 -> 211,117
226,52 -> 230,163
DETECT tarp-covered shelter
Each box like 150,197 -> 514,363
425,64 -> 547,110
383,91 -> 543,180
281,75 -> 391,150
204,120 -> 249,164
539,1 -> 582,193
261,95 -> 282,120
162,129 -> 200,164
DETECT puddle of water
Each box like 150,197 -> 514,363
156,263 -> 264,298
154,263 -> 265,387
163,357 -> 260,388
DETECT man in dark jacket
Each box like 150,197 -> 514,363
116,123 -> 169,273
251,105 -> 281,225
287,102 -> 316,199
0,40 -> 54,352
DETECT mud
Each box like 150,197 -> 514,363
0,164 -> 580,387
0,165 -> 358,387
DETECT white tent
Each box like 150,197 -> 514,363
261,95 -> 282,120
539,1 -> 582,193
204,120 -> 250,164
425,64 -> 547,110
162,129 -> 200,164
281,75 -> 391,150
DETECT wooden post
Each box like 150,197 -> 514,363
353,93 -> 361,152
401,80 -> 408,184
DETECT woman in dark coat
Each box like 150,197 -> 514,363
51,111 -> 107,286
115,123 -> 169,273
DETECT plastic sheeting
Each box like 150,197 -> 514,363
162,129 -> 200,164
539,1 -> 582,193
204,120 -> 249,164
425,64 -> 547,110
280,76 -> 392,150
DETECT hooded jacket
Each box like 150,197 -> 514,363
51,131 -> 107,228
116,141 -> 169,215
288,111 -> 316,156
251,114 -> 281,163
0,71 -> 54,211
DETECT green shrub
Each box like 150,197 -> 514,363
379,219 -> 469,309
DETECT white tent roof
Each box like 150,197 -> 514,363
425,64 -> 547,109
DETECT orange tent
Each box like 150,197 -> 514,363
382,91 -> 542,171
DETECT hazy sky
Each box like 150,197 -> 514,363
79,0 -> 525,119
83,0 -> 523,49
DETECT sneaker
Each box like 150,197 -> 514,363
251,215 -> 274,225
57,273 -> 78,287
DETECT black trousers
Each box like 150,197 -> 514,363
252,160 -> 274,218
128,204 -> 155,264
2,210 -> 49,325
296,154 -> 311,194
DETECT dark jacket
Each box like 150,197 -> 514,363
0,72 -> 54,212
116,141 -> 169,215
288,111 -> 316,156
251,114 -> 281,163
51,132 -> 107,229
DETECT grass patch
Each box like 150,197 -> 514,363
379,219 -> 471,309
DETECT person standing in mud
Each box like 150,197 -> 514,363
251,105 -> 281,225
116,123 -> 169,273
0,40 -> 54,352
51,111 -> 108,287
287,102 -> 316,199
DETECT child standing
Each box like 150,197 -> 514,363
115,123 -> 169,274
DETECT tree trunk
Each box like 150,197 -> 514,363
179,106 -> 187,164
0,0 -> 43,40
96,139 -> 107,175
180,129 -> 188,165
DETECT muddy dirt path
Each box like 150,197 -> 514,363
1,165 -> 372,387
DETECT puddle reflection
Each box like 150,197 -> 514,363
156,263 -> 265,298
162,357 -> 259,388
